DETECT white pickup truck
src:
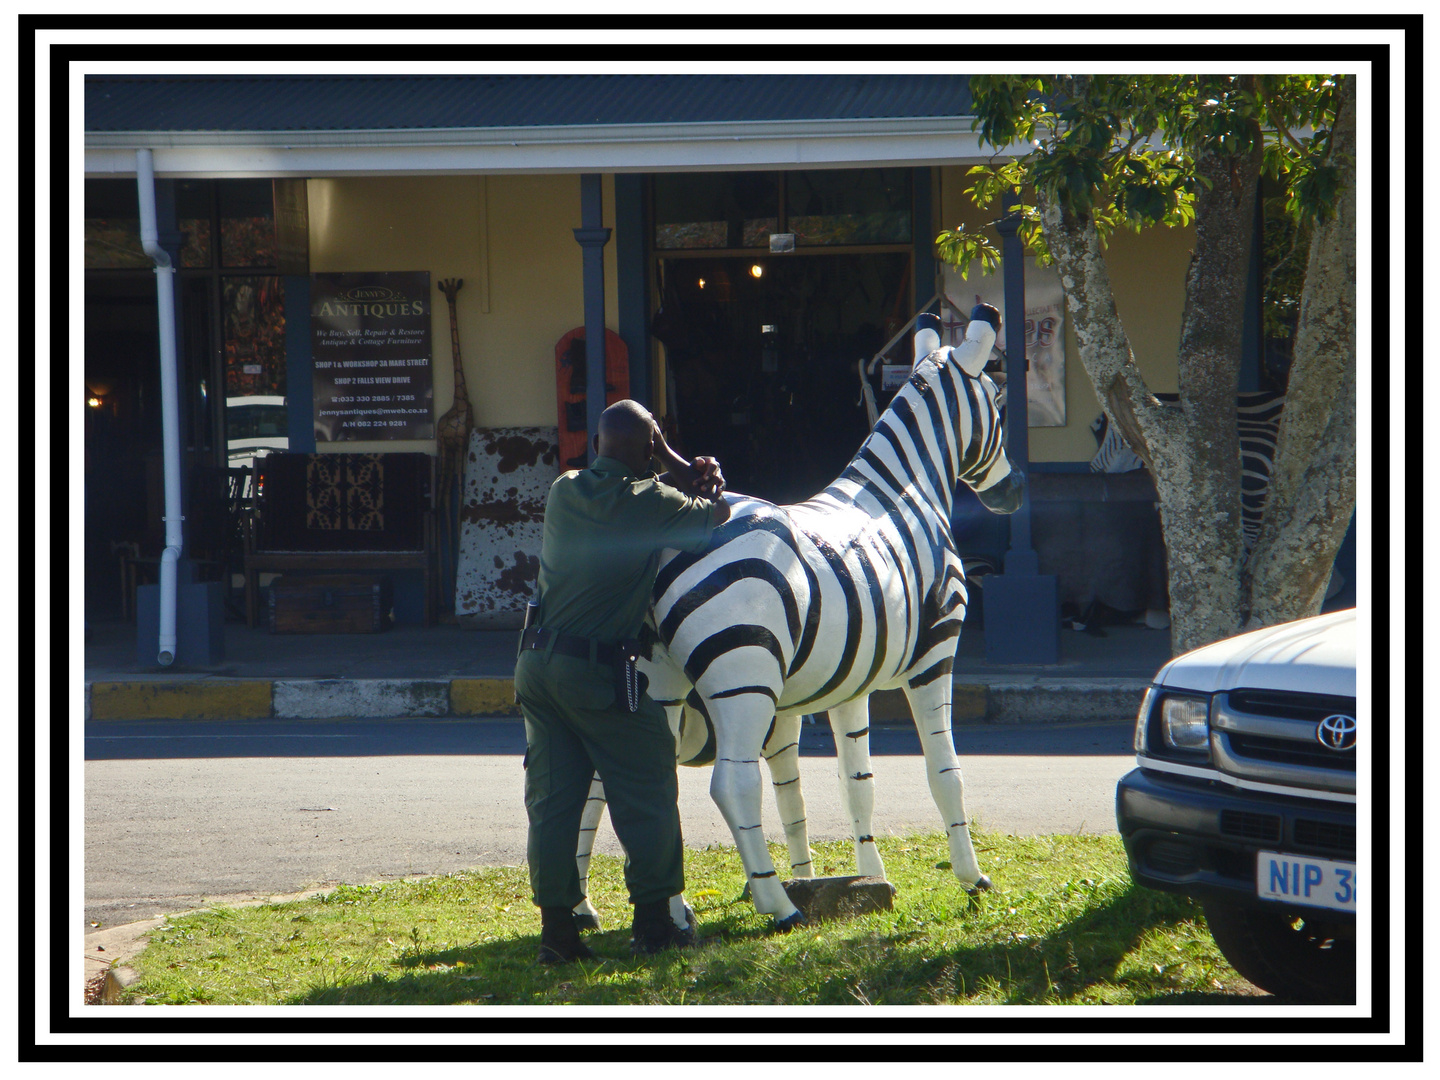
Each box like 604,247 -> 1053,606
1115,608 -> 1357,1001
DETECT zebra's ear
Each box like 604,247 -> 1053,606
913,312 -> 941,368
952,319 -> 996,378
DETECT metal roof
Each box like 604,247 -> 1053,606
86,74 -> 974,133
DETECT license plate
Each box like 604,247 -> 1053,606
1256,851 -> 1356,913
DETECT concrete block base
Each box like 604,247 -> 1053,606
781,875 -> 896,922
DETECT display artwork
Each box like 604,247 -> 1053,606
942,258 -> 1067,427
223,276 -> 286,397
310,272 -> 434,441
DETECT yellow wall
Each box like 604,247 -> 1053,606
306,174 -> 619,450
936,165 -> 1192,462
303,168 -> 1191,463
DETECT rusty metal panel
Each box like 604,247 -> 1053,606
455,427 -> 559,627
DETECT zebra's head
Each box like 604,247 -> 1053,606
907,308 -> 1024,516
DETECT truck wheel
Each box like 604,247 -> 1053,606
1202,900 -> 1355,1002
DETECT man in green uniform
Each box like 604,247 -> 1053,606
516,399 -> 730,964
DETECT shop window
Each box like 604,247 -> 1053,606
654,171 -> 779,250
219,179 -> 278,268
223,275 -> 286,398
85,178 -> 213,268
785,167 -> 912,246
84,179 -> 149,269
176,180 -> 213,268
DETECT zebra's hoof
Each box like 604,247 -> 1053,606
773,910 -> 808,934
573,912 -> 602,933
964,874 -> 993,895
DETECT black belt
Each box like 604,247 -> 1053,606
520,627 -> 635,666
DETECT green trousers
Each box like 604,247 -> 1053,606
515,647 -> 683,909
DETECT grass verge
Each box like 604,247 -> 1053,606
121,831 -> 1265,1005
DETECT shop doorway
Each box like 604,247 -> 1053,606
84,274 -> 165,617
655,250 -> 911,505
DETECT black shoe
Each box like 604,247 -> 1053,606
537,906 -> 596,965
630,899 -> 696,956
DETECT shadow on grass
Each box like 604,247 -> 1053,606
283,882 -> 1271,1006
284,899 -> 781,1006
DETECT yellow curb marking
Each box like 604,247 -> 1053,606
449,678 -> 521,717
89,681 -> 273,721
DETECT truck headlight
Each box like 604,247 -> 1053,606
1159,694 -> 1211,751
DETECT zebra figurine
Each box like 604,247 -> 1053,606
574,307 -> 1023,932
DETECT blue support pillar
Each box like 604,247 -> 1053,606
574,174 -> 613,464
615,174 -> 650,407
982,192 -> 1059,665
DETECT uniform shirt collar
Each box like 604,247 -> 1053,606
589,454 -> 653,480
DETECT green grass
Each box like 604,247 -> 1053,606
122,831 -> 1263,1006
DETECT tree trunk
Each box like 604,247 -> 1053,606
1155,129 -> 1264,653
1039,130 -> 1261,655
1244,74 -> 1357,627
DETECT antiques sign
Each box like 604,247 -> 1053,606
311,272 -> 434,441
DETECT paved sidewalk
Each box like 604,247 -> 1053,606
83,615 -> 1172,724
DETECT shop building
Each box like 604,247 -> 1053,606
84,74 -> 1307,656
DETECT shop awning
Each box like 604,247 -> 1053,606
84,74 -> 1006,177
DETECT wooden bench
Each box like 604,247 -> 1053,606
243,452 -> 438,627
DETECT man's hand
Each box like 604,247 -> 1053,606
651,425 -> 725,502
690,456 -> 724,501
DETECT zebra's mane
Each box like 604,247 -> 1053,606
835,347 -> 983,519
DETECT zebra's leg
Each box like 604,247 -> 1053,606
571,771 -> 607,930
662,699 -> 697,933
761,712 -> 814,879
826,696 -> 886,879
707,694 -> 805,928
902,678 -> 991,893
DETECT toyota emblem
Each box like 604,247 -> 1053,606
1316,714 -> 1357,752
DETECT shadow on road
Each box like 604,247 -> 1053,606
84,718 -> 1137,762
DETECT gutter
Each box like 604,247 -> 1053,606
135,148 -> 183,666
85,116 -> 1017,177
85,115 -> 991,150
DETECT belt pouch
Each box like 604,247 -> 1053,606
515,601 -> 540,703
616,638 -> 644,713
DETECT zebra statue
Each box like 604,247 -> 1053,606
573,307 -> 1023,932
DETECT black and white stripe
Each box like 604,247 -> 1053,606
1089,391 -> 1285,557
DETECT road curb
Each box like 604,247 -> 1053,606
84,675 -> 1149,723
88,680 -> 274,721
982,679 -> 1149,724
273,678 -> 451,719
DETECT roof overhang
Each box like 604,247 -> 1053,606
84,115 -> 1013,177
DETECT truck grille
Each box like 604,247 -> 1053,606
1294,818 -> 1357,854
1210,690 -> 1356,794
1219,809 -> 1282,843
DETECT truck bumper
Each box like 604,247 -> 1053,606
1114,766 -> 1356,916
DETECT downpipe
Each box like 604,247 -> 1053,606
136,149 -> 182,666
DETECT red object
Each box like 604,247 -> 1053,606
554,326 -> 630,471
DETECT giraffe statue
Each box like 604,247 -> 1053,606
436,278 -> 472,617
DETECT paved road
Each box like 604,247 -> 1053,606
83,717 -> 1137,930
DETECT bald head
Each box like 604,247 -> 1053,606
595,399 -> 657,471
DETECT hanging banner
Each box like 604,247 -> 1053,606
311,272 -> 434,441
942,258 -> 1067,427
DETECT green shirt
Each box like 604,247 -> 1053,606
535,455 -> 721,644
